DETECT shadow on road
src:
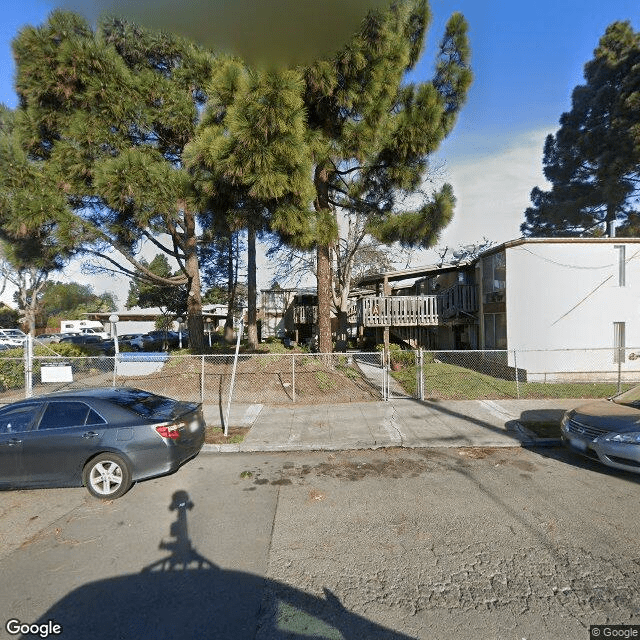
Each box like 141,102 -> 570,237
22,490 -> 415,640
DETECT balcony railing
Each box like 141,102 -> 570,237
294,305 -> 318,325
439,284 -> 478,318
359,296 -> 439,327
291,285 -> 479,329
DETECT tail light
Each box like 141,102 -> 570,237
155,422 -> 186,440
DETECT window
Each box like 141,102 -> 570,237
615,245 -> 626,287
483,313 -> 507,349
482,252 -> 506,303
0,404 -> 40,434
614,322 -> 626,363
38,402 -> 105,430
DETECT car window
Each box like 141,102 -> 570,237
38,402 -> 105,430
0,404 -> 41,434
107,388 -> 178,418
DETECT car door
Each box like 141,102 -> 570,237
18,401 -> 109,486
0,403 -> 44,486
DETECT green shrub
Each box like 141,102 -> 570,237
0,351 -> 25,392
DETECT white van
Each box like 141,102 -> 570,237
60,320 -> 110,339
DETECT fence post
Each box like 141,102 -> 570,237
617,357 -> 622,395
201,354 -> 205,404
514,349 -> 520,399
292,353 -> 296,403
418,348 -> 424,401
385,349 -> 390,401
224,318 -> 243,436
24,334 -> 33,398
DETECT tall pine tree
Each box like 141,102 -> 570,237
522,21 -> 640,238
299,1 -> 471,352
12,12 -> 213,350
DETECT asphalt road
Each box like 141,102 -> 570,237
0,446 -> 639,640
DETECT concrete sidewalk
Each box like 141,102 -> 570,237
201,397 -> 576,453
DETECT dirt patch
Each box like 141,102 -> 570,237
456,447 -> 503,460
116,355 -> 381,405
204,426 -> 250,445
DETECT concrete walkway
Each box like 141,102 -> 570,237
202,397 -> 578,453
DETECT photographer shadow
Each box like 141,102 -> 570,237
22,490 -> 415,640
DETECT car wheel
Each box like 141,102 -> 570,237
83,453 -> 132,500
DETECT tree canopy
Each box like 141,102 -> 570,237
10,11 -> 213,350
522,21 -> 640,238
300,1 -> 472,350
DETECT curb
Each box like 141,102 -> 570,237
200,439 -> 540,454
514,421 -> 562,447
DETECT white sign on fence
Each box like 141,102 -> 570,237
41,365 -> 73,383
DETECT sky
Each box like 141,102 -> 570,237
0,0 -> 639,307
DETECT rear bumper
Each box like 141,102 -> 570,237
129,431 -> 205,481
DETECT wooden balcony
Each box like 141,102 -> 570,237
439,284 -> 478,318
358,296 -> 439,327
292,285 -> 478,329
294,305 -> 318,325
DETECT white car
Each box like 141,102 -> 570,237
0,328 -> 27,347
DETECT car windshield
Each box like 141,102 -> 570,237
613,384 -> 640,407
106,388 -> 179,418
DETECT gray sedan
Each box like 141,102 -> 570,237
561,385 -> 640,473
0,387 -> 205,499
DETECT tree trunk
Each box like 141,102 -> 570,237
315,166 -> 333,354
606,204 -> 616,237
224,235 -> 236,344
247,226 -> 258,349
184,209 -> 205,353
336,309 -> 348,352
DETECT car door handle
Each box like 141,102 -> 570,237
5,438 -> 22,446
82,431 -> 99,439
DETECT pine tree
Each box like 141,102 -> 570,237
11,12 -> 213,350
0,106 -> 73,333
186,62 -> 315,348
522,21 -> 640,238
188,1 -> 471,354
300,1 -> 471,352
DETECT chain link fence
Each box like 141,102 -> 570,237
394,347 -> 640,401
0,351 -> 385,406
1,345 -> 638,406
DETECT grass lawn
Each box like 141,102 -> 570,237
391,361 -> 630,400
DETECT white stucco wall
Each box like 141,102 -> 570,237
504,240 -> 640,380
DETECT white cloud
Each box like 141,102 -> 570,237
410,127 -> 553,264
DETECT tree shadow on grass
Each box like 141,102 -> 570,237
22,490 -> 416,640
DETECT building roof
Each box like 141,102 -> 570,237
357,261 -> 473,286
358,236 -> 640,286
85,306 -> 228,322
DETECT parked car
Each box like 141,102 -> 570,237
59,334 -> 115,355
561,384 -> 640,474
143,331 -> 175,350
0,387 -> 205,499
0,328 -> 27,348
118,333 -> 154,351
35,333 -> 67,344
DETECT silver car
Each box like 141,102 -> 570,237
561,385 -> 640,473
0,387 -> 205,499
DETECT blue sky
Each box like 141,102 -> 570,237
0,0 -> 639,302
